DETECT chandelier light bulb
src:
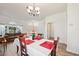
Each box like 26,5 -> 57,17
27,9 -> 31,13
28,6 -> 33,10
35,7 -> 40,11
37,11 -> 40,14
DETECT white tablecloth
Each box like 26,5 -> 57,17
13,38 -> 54,56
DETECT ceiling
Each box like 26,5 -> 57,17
0,3 -> 67,21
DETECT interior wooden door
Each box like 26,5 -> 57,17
47,22 -> 54,39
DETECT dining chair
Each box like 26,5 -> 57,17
53,37 -> 59,56
0,37 -> 7,56
16,45 -> 19,53
19,35 -> 28,56
50,37 -> 59,56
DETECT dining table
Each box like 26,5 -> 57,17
13,37 -> 55,56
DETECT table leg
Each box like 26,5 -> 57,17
2,43 -> 7,56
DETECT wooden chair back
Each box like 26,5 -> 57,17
50,37 -> 59,56
54,37 -> 59,49
19,36 -> 28,56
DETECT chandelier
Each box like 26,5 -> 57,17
26,4 -> 40,16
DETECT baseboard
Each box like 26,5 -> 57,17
59,41 -> 67,45
67,48 -> 79,55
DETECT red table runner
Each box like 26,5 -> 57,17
34,37 -> 42,40
22,39 -> 34,45
40,41 -> 55,50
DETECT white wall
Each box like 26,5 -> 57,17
37,20 -> 45,33
42,12 -> 67,44
67,4 -> 79,54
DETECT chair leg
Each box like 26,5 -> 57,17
3,44 -> 5,56
17,46 -> 19,53
53,50 -> 56,56
51,50 -> 54,56
26,53 -> 28,56
51,48 -> 56,56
